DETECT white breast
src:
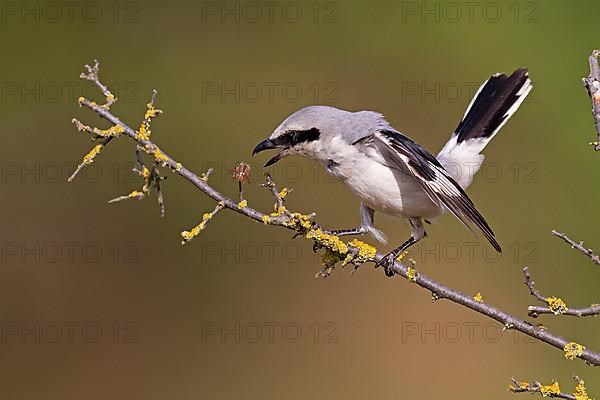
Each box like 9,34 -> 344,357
321,139 -> 443,219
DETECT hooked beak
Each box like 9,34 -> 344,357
252,139 -> 290,167
252,139 -> 276,156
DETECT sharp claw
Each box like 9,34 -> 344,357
375,253 -> 397,277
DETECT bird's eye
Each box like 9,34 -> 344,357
286,128 -> 320,146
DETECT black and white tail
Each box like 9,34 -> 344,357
437,69 -> 532,189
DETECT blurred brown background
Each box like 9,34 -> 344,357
0,0 -> 599,398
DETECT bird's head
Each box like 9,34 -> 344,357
252,105 -> 358,166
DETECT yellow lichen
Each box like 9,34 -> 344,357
564,342 -> 585,360
153,147 -> 169,166
181,223 -> 205,243
144,104 -> 161,119
175,163 -> 183,172
72,118 -> 124,138
282,212 -> 313,230
180,203 -> 224,244
547,296 -> 568,315
262,215 -> 271,224
278,188 -> 289,199
127,190 -> 143,198
539,382 -> 561,397
275,205 -> 287,215
237,200 -> 248,209
82,144 -> 104,164
473,292 -> 484,303
305,229 -> 348,254
136,101 -> 163,141
347,239 -> 377,263
574,379 -> 591,400
508,381 -> 530,391
406,265 -> 417,282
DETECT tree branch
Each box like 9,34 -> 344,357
583,49 -> 600,150
552,230 -> 600,266
510,376 -> 591,400
68,60 -> 600,369
523,267 -> 600,318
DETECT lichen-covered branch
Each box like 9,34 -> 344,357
583,49 -> 600,150
509,50 -> 600,399
523,266 -> 600,318
509,376 -> 591,400
67,61 -> 600,371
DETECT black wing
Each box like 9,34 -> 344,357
373,130 -> 501,252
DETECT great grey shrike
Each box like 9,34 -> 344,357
252,69 -> 532,275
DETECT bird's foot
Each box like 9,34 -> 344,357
375,252 -> 398,277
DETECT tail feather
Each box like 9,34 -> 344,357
437,68 -> 532,189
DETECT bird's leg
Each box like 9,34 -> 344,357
327,227 -> 367,237
376,218 -> 426,277
324,204 -> 387,243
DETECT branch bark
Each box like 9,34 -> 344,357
583,49 -> 600,150
68,61 -> 600,368
523,267 -> 600,318
552,230 -> 600,266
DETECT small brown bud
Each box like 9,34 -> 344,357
233,162 -> 251,184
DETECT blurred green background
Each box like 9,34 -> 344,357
1,0 -> 599,398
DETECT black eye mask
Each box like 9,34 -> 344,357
273,127 -> 321,147
252,127 -> 321,167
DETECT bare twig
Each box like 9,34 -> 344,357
583,50 -> 600,150
552,230 -> 600,266
68,60 -> 600,367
